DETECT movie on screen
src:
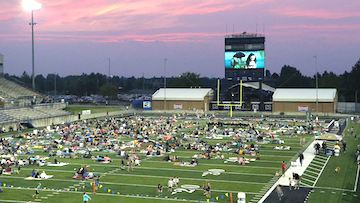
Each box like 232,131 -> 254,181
224,50 -> 265,69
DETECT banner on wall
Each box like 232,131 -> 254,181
174,104 -> 183,110
298,106 -> 309,112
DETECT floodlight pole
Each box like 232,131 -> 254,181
314,55 -> 318,115
164,58 -> 167,110
30,10 -> 36,91
108,57 -> 111,79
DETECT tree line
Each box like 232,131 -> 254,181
4,59 -> 360,102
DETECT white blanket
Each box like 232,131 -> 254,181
202,169 -> 225,177
47,162 -> 69,167
171,188 -> 195,195
25,175 -> 53,180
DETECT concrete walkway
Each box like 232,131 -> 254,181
258,140 -> 324,203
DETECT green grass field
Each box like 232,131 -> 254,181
64,105 -> 123,115
1,116 -> 359,203
0,116 -> 316,203
307,121 -> 360,203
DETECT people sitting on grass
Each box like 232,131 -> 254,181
173,177 -> 180,187
94,155 -> 111,163
168,178 -> 174,192
190,158 -> 198,166
237,156 -> 246,165
39,171 -> 48,179
73,166 -> 95,180
203,182 -> 211,198
157,184 -> 163,194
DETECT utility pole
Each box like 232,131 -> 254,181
164,58 -> 168,110
54,73 -> 57,96
314,55 -> 318,114
108,57 -> 111,79
31,10 -> 36,90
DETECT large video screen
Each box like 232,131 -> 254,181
225,50 -> 265,69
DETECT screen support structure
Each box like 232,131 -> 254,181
217,79 -> 243,117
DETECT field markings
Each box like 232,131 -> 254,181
312,156 -> 331,187
23,167 -> 269,185
307,166 -> 321,172
175,149 -> 297,154
137,165 -> 273,177
0,175 -> 261,194
0,200 -> 37,203
311,159 -> 326,165
354,165 -> 360,192
144,160 -> 279,169
1,186 -> 209,203
313,186 -> 355,193
60,162 -> 274,177
305,170 -> 320,176
302,173 -> 317,180
302,177 -> 316,183
18,167 -> 270,184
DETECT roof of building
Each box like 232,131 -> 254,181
243,82 -> 275,92
152,88 -> 213,101
273,88 -> 337,102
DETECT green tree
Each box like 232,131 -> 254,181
169,72 -> 201,87
99,83 -> 118,97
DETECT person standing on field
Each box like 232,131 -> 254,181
281,161 -> 286,176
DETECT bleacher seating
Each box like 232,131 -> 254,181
0,105 -> 71,124
0,77 -> 70,124
0,77 -> 40,100
0,112 -> 16,123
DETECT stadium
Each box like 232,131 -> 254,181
0,1 -> 359,203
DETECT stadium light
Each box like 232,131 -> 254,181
22,0 -> 42,91
22,0 -> 42,11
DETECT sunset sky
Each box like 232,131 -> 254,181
0,0 -> 359,77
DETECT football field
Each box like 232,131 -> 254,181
0,116 -> 314,203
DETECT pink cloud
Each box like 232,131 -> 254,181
268,24 -> 360,43
272,24 -> 360,31
1,0 -> 270,33
270,7 -> 360,19
0,0 -> 272,42
0,31 -> 224,43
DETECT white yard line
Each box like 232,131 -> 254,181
311,159 -> 326,165
18,168 -> 268,185
354,165 -> 360,192
305,170 -> 320,176
302,177 -> 315,183
307,166 -> 321,172
302,173 -> 318,180
1,187 -> 207,203
300,182 -> 313,188
0,200 -> 37,203
60,163 -> 274,177
0,175 -> 261,194
312,156 -> 330,187
313,186 -> 355,193
144,160 -> 279,169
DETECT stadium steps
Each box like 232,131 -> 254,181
0,111 -> 17,124
249,176 -> 279,203
300,155 -> 330,187
0,77 -> 41,99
